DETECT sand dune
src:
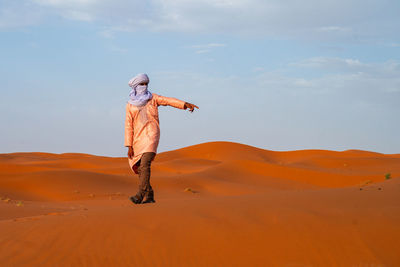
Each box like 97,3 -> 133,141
1,141 -> 399,266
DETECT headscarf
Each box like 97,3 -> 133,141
128,73 -> 153,106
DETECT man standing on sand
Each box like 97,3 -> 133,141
124,73 -> 199,204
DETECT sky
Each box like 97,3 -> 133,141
1,0 -> 399,156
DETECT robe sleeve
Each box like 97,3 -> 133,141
154,94 -> 186,109
124,103 -> 134,147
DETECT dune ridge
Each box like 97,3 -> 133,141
1,141 -> 399,266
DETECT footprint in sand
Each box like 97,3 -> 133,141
184,187 -> 199,193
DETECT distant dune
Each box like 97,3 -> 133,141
1,141 -> 399,266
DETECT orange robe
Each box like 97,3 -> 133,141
124,93 -> 186,173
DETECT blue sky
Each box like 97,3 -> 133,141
1,0 -> 399,156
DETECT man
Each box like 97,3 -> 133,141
124,73 -> 199,204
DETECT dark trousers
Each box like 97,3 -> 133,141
135,152 -> 156,197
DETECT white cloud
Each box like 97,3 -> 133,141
155,58 -> 400,98
195,50 -> 210,54
0,1 -> 43,29
63,9 -> 93,21
191,43 -> 226,49
33,0 -> 97,7
32,0 -> 97,21
316,26 -> 351,33
1,0 -> 398,41
289,57 -> 367,72
189,43 -> 227,54
288,57 -> 400,83
262,58 -> 400,95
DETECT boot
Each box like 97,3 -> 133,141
129,193 -> 144,204
142,190 -> 155,203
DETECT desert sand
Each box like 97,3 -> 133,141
1,141 -> 399,266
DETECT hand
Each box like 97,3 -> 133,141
127,146 -> 134,159
184,102 -> 199,113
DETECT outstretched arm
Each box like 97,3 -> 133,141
155,94 -> 199,112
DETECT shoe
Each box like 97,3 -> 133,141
142,190 -> 155,204
129,195 -> 143,204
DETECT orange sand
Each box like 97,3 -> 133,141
1,141 -> 399,266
